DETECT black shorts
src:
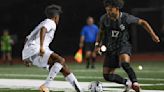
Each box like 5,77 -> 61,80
103,46 -> 132,68
84,42 -> 95,52
103,53 -> 120,68
119,45 -> 132,56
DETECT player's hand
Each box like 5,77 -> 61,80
152,35 -> 160,43
79,43 -> 83,48
95,47 -> 102,55
40,47 -> 45,57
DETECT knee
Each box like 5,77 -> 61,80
50,53 -> 66,65
121,61 -> 130,69
49,58 -> 65,66
103,74 -> 109,81
61,64 -> 71,76
85,54 -> 90,58
103,74 -> 114,82
86,52 -> 91,58
60,58 -> 65,65
92,52 -> 96,57
53,56 -> 65,65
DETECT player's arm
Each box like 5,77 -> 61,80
96,15 -> 105,47
79,35 -> 84,48
79,28 -> 86,48
40,27 -> 47,56
96,15 -> 106,47
96,28 -> 104,47
95,27 -> 105,55
137,19 -> 160,43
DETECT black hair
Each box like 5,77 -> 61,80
87,16 -> 94,20
103,0 -> 124,9
45,4 -> 63,18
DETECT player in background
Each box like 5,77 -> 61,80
79,17 -> 99,69
1,30 -> 13,65
95,0 -> 160,92
22,5 -> 82,92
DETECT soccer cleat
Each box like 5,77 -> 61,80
39,84 -> 49,92
123,80 -> 132,92
132,82 -> 141,92
73,81 -> 84,92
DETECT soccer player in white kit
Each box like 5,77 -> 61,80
22,5 -> 82,92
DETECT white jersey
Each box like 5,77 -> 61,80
22,19 -> 56,60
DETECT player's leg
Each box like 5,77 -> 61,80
90,42 -> 96,69
91,51 -> 96,69
42,53 -> 64,87
61,63 -> 82,92
43,53 -> 82,92
103,53 -> 128,85
7,52 -> 12,65
119,54 -> 137,83
103,53 -> 132,92
39,52 -> 64,92
119,54 -> 140,92
84,42 -> 93,69
103,67 -> 128,84
85,51 -> 92,68
103,54 -> 131,92
2,52 -> 6,63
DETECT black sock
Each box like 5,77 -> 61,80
103,74 -> 127,85
86,58 -> 90,68
92,57 -> 95,62
121,61 -> 137,83
91,57 -> 96,68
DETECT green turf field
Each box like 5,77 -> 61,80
0,61 -> 164,92
0,89 -> 63,92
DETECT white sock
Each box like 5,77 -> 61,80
65,73 -> 82,92
44,62 -> 63,87
126,79 -> 132,87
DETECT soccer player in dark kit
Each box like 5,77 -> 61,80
95,0 -> 160,92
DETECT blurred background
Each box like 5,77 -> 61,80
0,0 -> 164,57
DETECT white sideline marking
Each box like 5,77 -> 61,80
0,79 -> 164,92
72,69 -> 164,73
1,74 -> 164,81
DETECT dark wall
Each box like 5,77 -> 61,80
132,9 -> 163,53
0,0 -> 163,57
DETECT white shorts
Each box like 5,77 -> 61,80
29,49 -> 53,68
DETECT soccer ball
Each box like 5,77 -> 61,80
88,81 -> 103,92
100,45 -> 107,52
138,65 -> 143,70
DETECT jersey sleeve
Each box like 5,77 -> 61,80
126,14 -> 140,24
43,20 -> 56,32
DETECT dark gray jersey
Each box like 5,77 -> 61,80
99,12 -> 140,51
